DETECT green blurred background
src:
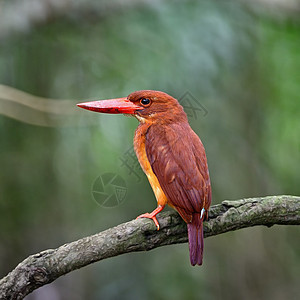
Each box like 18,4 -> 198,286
0,0 -> 299,299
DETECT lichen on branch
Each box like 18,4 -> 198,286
0,195 -> 299,300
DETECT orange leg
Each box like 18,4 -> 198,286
136,205 -> 165,230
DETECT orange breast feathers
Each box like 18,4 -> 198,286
134,121 -> 211,224
134,123 -> 169,208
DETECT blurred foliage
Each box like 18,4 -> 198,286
0,0 -> 299,299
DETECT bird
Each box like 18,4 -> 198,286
77,90 -> 211,266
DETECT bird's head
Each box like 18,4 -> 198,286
77,90 -> 187,124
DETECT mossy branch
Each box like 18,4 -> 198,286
0,195 -> 299,300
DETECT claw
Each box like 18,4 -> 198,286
137,213 -> 160,230
136,205 -> 165,230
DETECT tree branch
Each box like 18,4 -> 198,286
0,195 -> 299,299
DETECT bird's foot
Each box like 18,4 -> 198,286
136,213 -> 160,229
136,205 -> 164,230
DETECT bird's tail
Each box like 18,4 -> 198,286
187,213 -> 204,266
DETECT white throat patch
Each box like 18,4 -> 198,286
135,115 -> 146,123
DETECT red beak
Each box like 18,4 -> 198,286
77,97 -> 143,114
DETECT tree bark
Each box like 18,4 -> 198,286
0,195 -> 299,300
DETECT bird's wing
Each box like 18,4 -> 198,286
145,122 -> 211,223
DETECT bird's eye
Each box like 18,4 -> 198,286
140,98 -> 151,106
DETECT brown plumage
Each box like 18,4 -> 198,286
77,90 -> 212,266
